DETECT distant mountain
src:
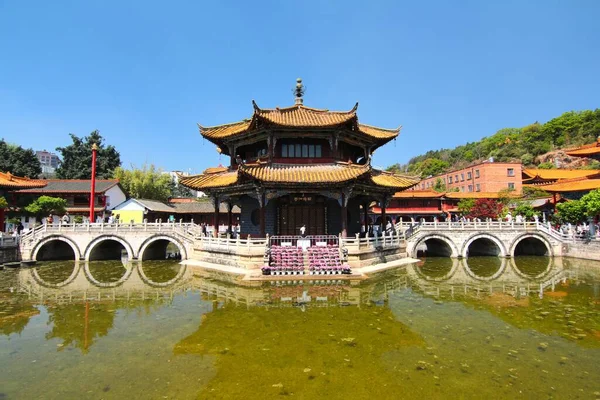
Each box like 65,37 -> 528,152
388,109 -> 600,178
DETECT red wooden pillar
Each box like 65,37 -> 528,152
213,195 -> 220,237
259,192 -> 266,238
89,143 -> 98,222
341,192 -> 348,238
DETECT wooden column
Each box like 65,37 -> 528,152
381,195 -> 387,234
227,201 -> 233,235
363,202 -> 369,237
259,192 -> 266,238
213,195 -> 220,238
341,192 -> 348,238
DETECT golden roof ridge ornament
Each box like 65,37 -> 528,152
294,78 -> 304,105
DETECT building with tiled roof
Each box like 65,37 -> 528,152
180,79 -> 419,237
0,172 -> 47,232
522,168 -> 600,185
564,137 -> 600,159
16,179 -> 126,219
370,190 -> 523,222
111,198 -> 240,226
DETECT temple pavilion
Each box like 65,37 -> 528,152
180,80 -> 419,238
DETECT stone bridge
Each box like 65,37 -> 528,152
19,222 -> 199,262
401,221 -> 568,258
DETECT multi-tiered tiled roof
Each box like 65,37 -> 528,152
198,101 -> 400,149
0,172 -> 46,190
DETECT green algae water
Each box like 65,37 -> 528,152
1,258 -> 600,399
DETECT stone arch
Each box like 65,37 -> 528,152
137,235 -> 188,261
462,258 -> 507,281
137,261 -> 188,288
31,262 -> 81,288
411,258 -> 460,282
409,234 -> 459,258
461,233 -> 507,258
31,235 -> 82,261
509,257 -> 553,280
83,261 -> 134,288
510,233 -> 553,257
84,235 -> 135,261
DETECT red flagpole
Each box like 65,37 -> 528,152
89,143 -> 98,222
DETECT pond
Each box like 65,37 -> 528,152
0,257 -> 599,399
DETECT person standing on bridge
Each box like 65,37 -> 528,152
61,212 -> 70,225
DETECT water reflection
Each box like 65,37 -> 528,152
1,258 -> 600,398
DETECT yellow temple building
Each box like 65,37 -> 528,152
180,80 -> 419,238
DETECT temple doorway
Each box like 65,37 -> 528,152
277,195 -> 326,235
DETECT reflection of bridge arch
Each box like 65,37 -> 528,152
84,235 -> 134,261
137,262 -> 188,287
462,233 -> 507,258
410,234 -> 459,258
31,263 -> 81,288
510,257 -> 553,280
84,262 -> 135,288
31,235 -> 82,261
412,258 -> 460,282
510,233 -> 553,257
138,235 -> 188,261
462,258 -> 507,281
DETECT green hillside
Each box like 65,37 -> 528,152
388,109 -> 600,178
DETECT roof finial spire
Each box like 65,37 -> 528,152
294,78 -> 304,105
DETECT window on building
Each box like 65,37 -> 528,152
467,172 -> 472,180
455,175 -> 459,182
508,182 -> 515,189
281,143 -> 323,158
448,176 -> 453,184
73,196 -> 88,206
461,186 -> 465,192
475,169 -> 480,178
460,173 -> 465,181
476,184 -> 480,192
468,185 -> 473,192
507,168 -> 515,177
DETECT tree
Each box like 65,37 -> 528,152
114,164 -> 173,201
432,178 -> 446,193
580,189 -> 600,217
0,140 -> 42,178
0,196 -> 7,208
537,162 -> 555,169
56,130 -> 121,179
171,180 -> 194,198
468,199 -> 503,219
513,202 -> 537,220
522,186 -> 550,199
556,200 -> 586,224
457,198 -> 475,215
24,196 -> 67,217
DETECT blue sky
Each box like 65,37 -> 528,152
1,0 -> 598,174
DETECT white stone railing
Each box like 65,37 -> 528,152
0,236 -> 19,248
340,232 -> 403,251
20,222 -> 202,243
397,220 -> 590,243
195,234 -> 268,254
